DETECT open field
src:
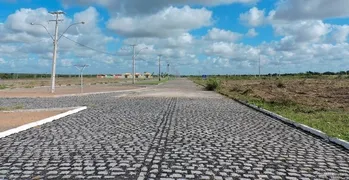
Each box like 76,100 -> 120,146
191,75 -> 349,141
0,77 -> 155,89
0,85 -> 143,97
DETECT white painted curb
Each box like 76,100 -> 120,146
232,98 -> 349,151
52,87 -> 147,98
0,106 -> 87,139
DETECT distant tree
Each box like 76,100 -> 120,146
323,71 -> 335,75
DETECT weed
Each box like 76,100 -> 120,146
276,81 -> 285,88
205,78 -> 220,91
0,84 -> 8,89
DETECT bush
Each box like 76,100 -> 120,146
205,78 -> 220,91
276,81 -> 285,88
0,85 -> 7,89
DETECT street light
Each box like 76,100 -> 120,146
74,64 -> 89,93
31,18 -> 84,93
132,46 -> 148,84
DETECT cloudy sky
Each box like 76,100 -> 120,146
1,0 -> 349,75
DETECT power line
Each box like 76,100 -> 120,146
60,34 -> 118,56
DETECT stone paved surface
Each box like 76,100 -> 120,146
0,79 -> 349,179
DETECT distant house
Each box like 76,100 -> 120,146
144,72 -> 151,78
97,74 -> 105,78
114,74 -> 123,79
124,73 -> 131,78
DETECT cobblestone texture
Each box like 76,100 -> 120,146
0,79 -> 349,179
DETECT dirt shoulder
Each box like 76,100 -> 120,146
0,85 -> 142,98
0,110 -> 66,132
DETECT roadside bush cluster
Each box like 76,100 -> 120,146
205,78 -> 221,91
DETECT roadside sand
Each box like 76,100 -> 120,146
0,110 -> 66,132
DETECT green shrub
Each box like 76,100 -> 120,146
0,85 -> 7,89
205,78 -> 220,91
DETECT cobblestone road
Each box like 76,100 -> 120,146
0,79 -> 349,179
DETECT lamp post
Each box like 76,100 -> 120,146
158,55 -> 162,81
131,46 -> 148,84
74,64 -> 89,93
31,12 -> 84,93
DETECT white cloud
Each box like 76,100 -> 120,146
0,58 -> 5,64
62,0 -> 257,15
107,6 -> 212,38
167,33 -> 194,48
273,20 -> 330,43
204,42 -> 259,61
246,28 -> 258,37
239,7 -> 265,27
331,25 -> 349,43
273,0 -> 349,21
204,28 -> 242,42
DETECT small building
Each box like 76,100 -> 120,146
144,72 -> 151,78
124,73 -> 131,78
97,74 -> 105,78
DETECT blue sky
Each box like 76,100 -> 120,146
1,0 -> 349,75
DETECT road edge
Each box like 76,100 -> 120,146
230,97 -> 349,150
0,106 -> 87,139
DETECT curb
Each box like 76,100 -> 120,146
51,87 -> 148,98
0,106 -> 87,139
2,107 -> 78,113
229,97 -> 349,150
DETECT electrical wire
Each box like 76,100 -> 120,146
60,34 -> 118,56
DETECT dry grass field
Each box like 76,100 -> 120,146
192,76 -> 349,141
0,77 -> 127,89
0,77 -> 157,97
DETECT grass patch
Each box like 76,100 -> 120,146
24,85 -> 34,88
0,104 -> 24,111
251,101 -> 349,141
0,84 -> 8,89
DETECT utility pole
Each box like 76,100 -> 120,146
74,64 -> 89,93
49,11 -> 64,93
167,63 -> 170,80
130,44 -> 137,84
259,54 -> 261,77
32,15 -> 84,93
158,55 -> 162,81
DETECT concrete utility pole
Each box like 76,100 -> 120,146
74,64 -> 89,93
49,11 -> 64,93
130,44 -> 137,84
158,55 -> 162,81
127,44 -> 147,84
167,63 -> 170,80
31,11 -> 84,93
259,54 -> 261,77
